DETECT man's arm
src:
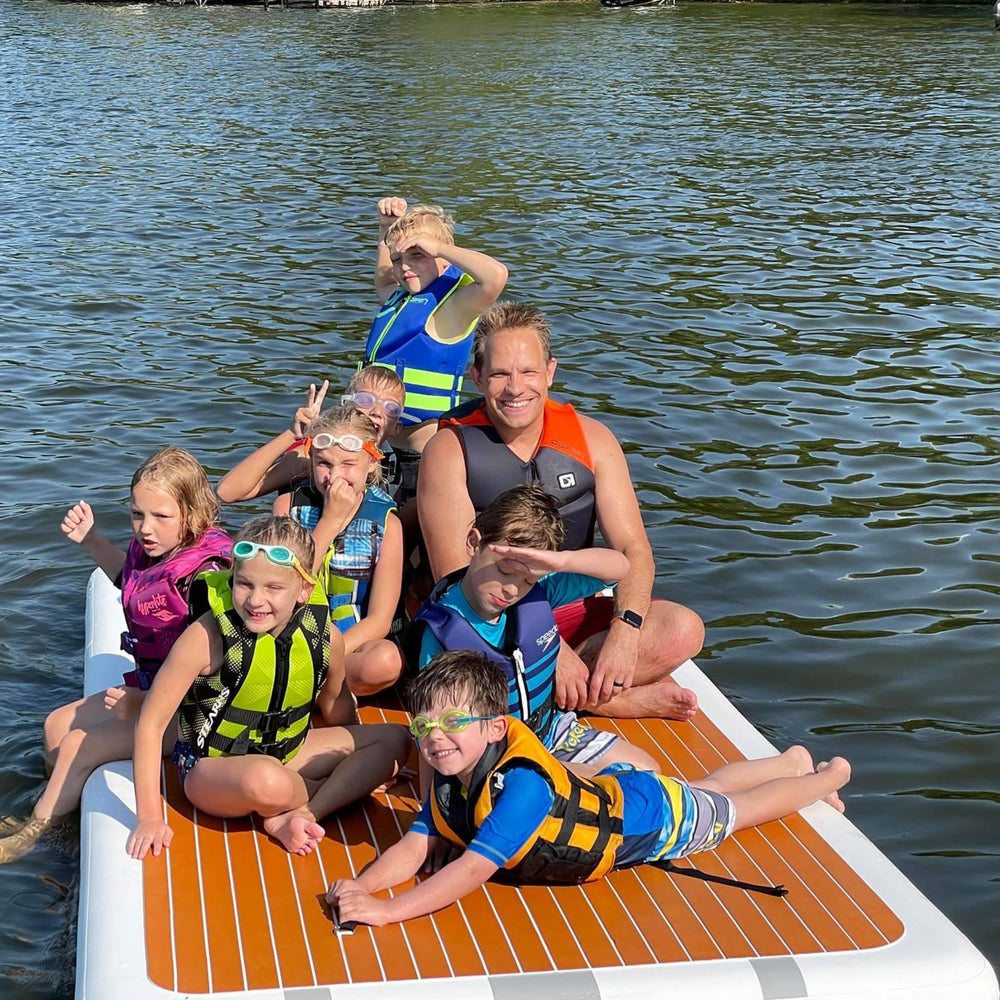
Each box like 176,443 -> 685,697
416,428 -> 476,581
584,415 -> 656,703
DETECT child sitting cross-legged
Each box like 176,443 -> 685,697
127,516 -> 410,861
327,652 -> 851,928
407,484 -> 658,778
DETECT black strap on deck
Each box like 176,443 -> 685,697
648,859 -> 788,897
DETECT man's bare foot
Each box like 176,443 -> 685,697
593,677 -> 699,721
263,809 -> 325,856
816,759 -> 851,813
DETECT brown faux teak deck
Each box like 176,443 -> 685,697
142,705 -> 903,996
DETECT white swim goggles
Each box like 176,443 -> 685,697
232,540 -> 315,585
305,433 -> 383,460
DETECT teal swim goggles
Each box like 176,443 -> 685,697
409,710 -> 496,740
232,540 -> 315,585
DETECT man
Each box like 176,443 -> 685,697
417,302 -> 704,720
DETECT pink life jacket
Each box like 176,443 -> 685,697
119,526 -> 232,688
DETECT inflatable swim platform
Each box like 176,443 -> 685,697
76,569 -> 998,999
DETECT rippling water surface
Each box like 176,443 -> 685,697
2,0 -> 999,994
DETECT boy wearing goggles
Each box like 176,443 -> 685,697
407,485 -> 659,783
127,516 -> 409,862
328,651 -> 851,929
218,402 -> 405,697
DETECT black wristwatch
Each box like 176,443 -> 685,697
613,610 -> 644,630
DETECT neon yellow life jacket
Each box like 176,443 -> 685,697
178,571 -> 330,763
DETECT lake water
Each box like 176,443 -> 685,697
1,0 -> 998,995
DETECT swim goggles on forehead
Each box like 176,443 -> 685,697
342,391 -> 403,420
232,540 -> 315,585
409,710 -> 495,740
304,433 -> 383,460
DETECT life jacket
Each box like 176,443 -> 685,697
441,398 -> 597,550
363,265 -> 476,426
430,719 -> 625,885
407,569 -> 560,744
119,527 -> 232,688
287,480 -> 397,634
177,571 -> 330,763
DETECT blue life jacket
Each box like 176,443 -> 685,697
288,481 -> 397,633
408,569 -> 561,744
363,265 -> 475,426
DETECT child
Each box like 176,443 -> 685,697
0,447 -> 231,865
269,368 -> 408,514
364,197 -> 508,495
127,516 -> 410,860
218,404 -> 405,695
327,652 -> 851,927
407,485 -> 657,776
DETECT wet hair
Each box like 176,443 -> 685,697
471,301 -> 553,371
383,204 -> 455,251
306,404 -> 385,488
406,650 -> 507,719
131,446 -> 220,548
473,484 -> 564,552
232,515 -> 315,576
346,365 -> 406,406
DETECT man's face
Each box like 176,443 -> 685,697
471,327 -> 557,436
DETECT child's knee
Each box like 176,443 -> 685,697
241,763 -> 297,812
43,704 -> 72,753
352,643 -> 403,694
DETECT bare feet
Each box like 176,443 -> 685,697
593,677 -> 699,721
263,809 -> 325,856
816,759 -> 851,813
0,817 -> 52,865
784,745 -> 815,777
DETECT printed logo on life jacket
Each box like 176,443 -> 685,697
137,592 -> 172,619
536,623 -> 560,650
557,473 -> 577,490
549,438 -> 587,462
409,296 -> 430,306
197,686 -> 230,750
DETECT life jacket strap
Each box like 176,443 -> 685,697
648,858 -> 788,897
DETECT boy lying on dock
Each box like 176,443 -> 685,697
327,651 -> 850,927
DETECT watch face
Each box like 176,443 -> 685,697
619,610 -> 643,629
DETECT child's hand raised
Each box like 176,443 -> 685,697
377,197 -> 407,232
291,381 -> 329,439
488,544 -> 566,580
61,500 -> 95,544
393,233 -> 443,261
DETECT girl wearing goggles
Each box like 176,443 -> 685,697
127,515 -> 410,864
217,394 -> 406,700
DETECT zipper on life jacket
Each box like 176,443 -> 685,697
512,647 -> 531,722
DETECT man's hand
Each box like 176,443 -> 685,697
586,624 -> 639,706
555,644 -> 591,712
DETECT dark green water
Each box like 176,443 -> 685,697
1,0 -> 998,994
